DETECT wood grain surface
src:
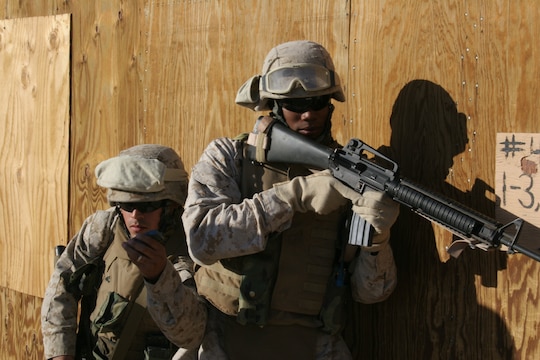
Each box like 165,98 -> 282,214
0,14 -> 70,297
0,1 -> 538,359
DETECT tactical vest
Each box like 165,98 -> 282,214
195,142 -> 348,332
87,220 -> 152,359
79,215 -> 185,360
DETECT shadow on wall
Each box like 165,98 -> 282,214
345,79 -> 520,359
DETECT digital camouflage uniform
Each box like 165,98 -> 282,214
183,139 -> 397,359
182,40 -> 399,360
41,145 -> 207,360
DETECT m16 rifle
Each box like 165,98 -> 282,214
246,117 -> 540,262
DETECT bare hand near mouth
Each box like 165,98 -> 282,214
122,231 -> 168,283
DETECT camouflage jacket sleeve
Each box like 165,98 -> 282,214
40,209 -> 116,359
145,257 -> 207,349
349,241 -> 397,304
182,137 -> 295,265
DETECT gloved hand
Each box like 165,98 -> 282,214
351,189 -> 399,247
273,170 -> 360,215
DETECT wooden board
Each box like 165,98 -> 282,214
0,286 -> 43,359
0,14 -> 70,297
0,1 -> 539,359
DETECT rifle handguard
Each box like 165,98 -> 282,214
245,119 -> 540,262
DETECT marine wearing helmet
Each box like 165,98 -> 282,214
236,40 -> 345,142
41,144 -> 206,360
96,144 -> 188,206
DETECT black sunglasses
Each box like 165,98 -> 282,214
115,200 -> 166,213
278,95 -> 331,113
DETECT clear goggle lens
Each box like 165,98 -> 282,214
261,64 -> 337,94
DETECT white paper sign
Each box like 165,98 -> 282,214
495,133 -> 540,228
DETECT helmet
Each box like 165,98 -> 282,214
235,40 -> 345,111
95,144 -> 188,206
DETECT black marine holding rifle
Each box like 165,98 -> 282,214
182,40 -> 400,359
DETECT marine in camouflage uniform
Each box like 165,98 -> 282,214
182,41 -> 399,359
41,145 -> 207,360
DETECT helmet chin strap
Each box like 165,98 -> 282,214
115,205 -> 132,238
270,100 -> 286,124
319,103 -> 334,143
270,101 -> 334,144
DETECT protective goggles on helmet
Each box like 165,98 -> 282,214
261,64 -> 338,95
115,200 -> 167,213
277,95 -> 331,113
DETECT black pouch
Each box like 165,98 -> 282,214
64,257 -> 105,298
232,233 -> 281,326
64,258 -> 105,360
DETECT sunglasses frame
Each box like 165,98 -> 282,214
115,200 -> 167,213
277,95 -> 331,113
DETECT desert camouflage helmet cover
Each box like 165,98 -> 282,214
235,40 -> 345,111
95,144 -> 188,205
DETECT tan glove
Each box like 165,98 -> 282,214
351,189 -> 399,247
273,170 -> 359,215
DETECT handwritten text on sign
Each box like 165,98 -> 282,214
495,133 -> 540,228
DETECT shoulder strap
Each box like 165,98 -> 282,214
75,210 -> 119,359
100,220 -> 147,359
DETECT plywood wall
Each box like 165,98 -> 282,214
0,0 -> 538,359
0,14 -> 70,296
